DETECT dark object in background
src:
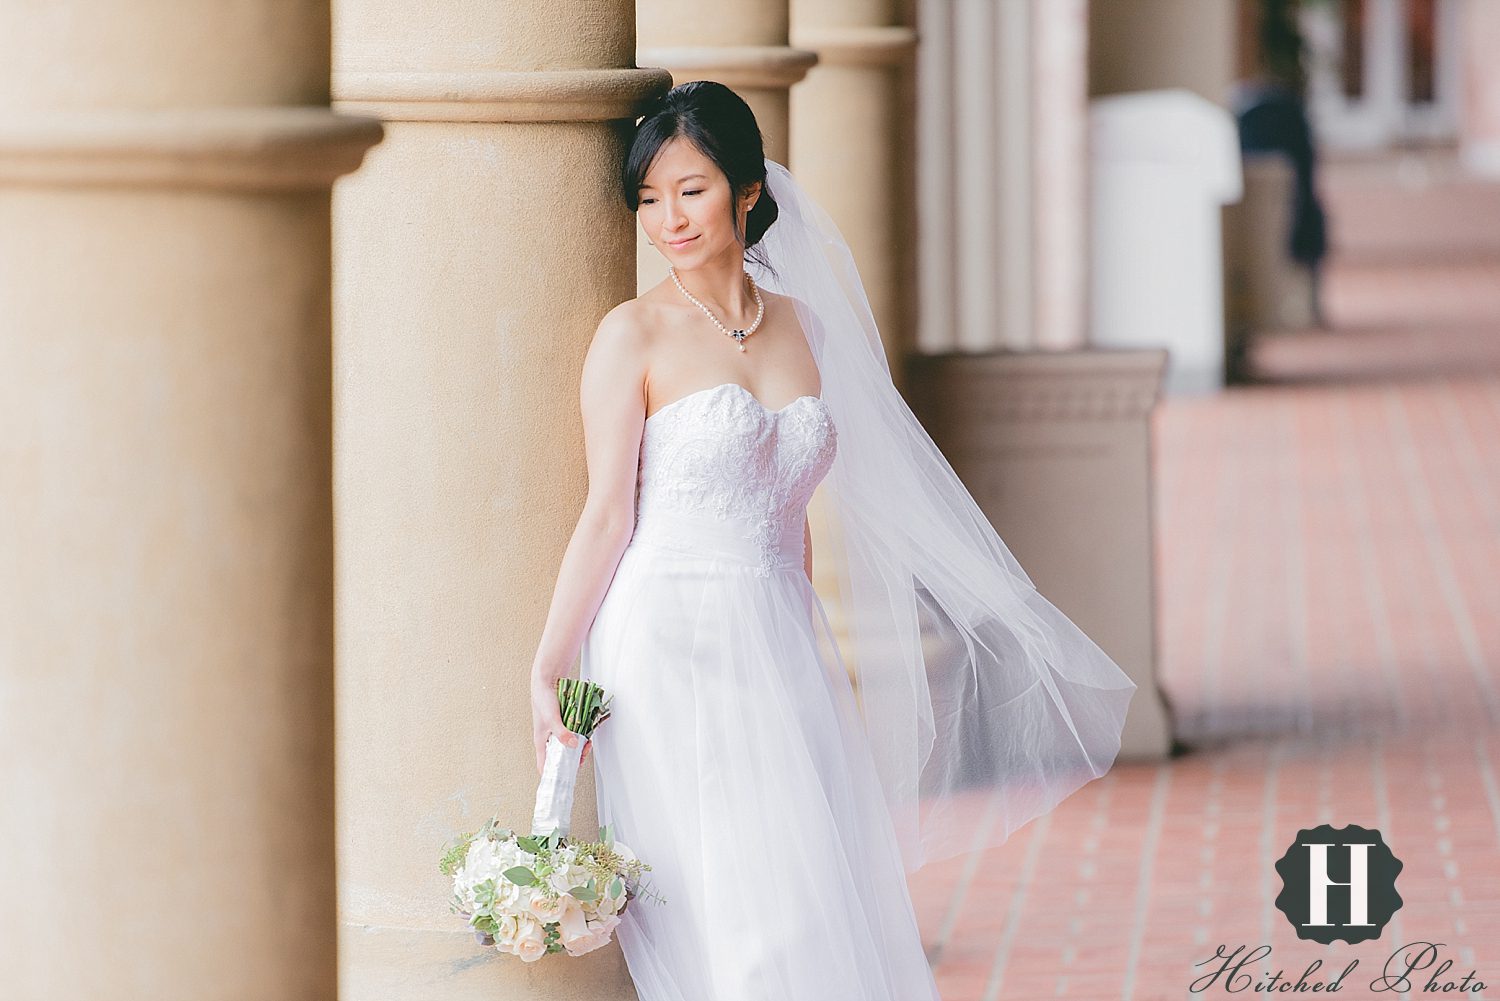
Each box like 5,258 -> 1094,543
1231,81 -> 1328,269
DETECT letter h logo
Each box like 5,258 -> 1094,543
1274,824 -> 1403,944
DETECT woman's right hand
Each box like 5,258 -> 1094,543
531,674 -> 586,775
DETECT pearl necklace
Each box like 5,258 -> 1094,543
669,264 -> 765,352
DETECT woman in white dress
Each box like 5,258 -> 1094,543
528,82 -> 1137,1001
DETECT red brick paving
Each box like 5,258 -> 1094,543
911,150 -> 1500,999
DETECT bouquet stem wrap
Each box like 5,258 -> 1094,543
529,677 -> 612,839
531,732 -> 584,838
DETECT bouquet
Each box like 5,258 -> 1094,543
438,677 -> 662,960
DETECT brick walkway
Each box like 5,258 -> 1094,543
912,150 -> 1500,1000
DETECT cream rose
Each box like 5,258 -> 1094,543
562,910 -> 622,957
555,897 -> 593,953
512,916 -> 548,962
491,913 -> 520,948
527,888 -> 566,922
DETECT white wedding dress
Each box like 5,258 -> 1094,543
579,380 -> 944,1001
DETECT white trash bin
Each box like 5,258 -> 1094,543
1089,88 -> 1243,395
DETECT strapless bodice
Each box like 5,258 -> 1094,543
630,381 -> 838,577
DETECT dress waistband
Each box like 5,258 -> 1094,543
629,508 -> 806,576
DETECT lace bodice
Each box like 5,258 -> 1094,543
630,381 -> 838,577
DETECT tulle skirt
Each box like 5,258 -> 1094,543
580,516 -> 943,1001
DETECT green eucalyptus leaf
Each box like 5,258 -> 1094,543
503,865 -> 536,886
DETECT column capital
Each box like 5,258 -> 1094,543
0,106 -> 382,190
790,26 -> 916,68
635,45 -> 818,90
332,67 -> 672,123
909,348 -> 1169,422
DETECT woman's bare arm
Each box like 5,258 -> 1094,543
529,305 -> 649,771
803,514 -> 813,583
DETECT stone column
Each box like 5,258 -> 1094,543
0,3 -> 380,999
911,0 -> 1122,347
636,1 -> 818,293
906,349 -> 1176,761
908,0 -> 1174,758
1087,0 -> 1237,106
332,2 -> 667,998
914,0 -> 955,351
785,0 -> 915,682
915,0 -> 1040,353
790,0 -> 918,374
1460,0 -> 1500,177
1031,0 -> 1090,350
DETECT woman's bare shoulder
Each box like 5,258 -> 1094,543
591,297 -> 655,348
759,287 -> 813,318
758,288 -> 816,337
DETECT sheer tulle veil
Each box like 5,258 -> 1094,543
748,157 -> 1138,874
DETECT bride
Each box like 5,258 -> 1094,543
528,81 -> 1137,1000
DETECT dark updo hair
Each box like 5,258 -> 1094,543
622,81 -> 780,277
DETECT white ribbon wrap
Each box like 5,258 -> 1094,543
531,732 -> 584,838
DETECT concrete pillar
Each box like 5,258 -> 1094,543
1460,0 -> 1500,177
786,0 -> 916,688
906,349 -> 1176,761
636,1 -> 818,294
790,0 -> 918,373
332,2 -> 668,997
916,0 -> 1057,353
1087,0 -> 1237,107
909,0 -> 1174,758
951,0 -> 1002,350
1031,0 -> 1091,351
914,0 -> 957,353
0,3 -> 380,999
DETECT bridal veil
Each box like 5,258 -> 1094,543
748,157 -> 1138,874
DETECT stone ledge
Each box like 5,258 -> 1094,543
635,45 -> 819,89
332,66 -> 672,122
0,106 -> 383,190
791,25 -> 917,67
908,347 -> 1169,423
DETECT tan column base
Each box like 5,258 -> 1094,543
906,348 -> 1175,761
0,107 -> 380,999
331,55 -> 666,999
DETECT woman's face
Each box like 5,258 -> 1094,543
637,138 -> 760,268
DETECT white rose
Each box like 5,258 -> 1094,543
492,913 -> 520,948
546,866 -> 575,897
527,888 -> 566,922
563,933 -> 605,957
497,876 -> 524,909
555,897 -> 592,950
563,912 -> 622,957
513,915 -> 548,962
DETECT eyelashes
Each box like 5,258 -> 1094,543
640,190 -> 703,205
